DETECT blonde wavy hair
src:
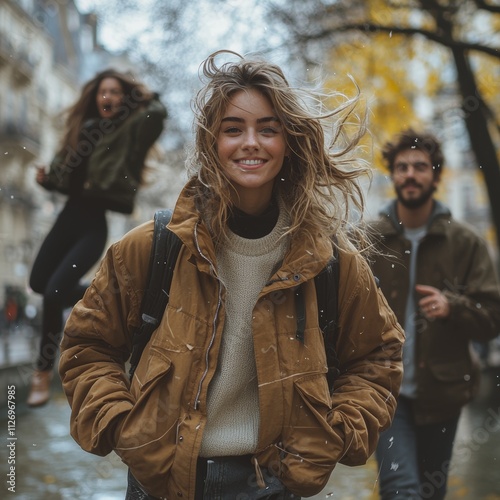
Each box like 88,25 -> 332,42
187,50 -> 371,251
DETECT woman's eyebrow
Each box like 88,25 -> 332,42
220,116 -> 280,124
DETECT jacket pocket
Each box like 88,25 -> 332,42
131,346 -> 173,394
116,350 -> 177,490
280,373 -> 342,496
124,349 -> 175,447
427,360 -> 479,408
428,361 -> 473,382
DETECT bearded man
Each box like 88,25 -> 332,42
368,128 -> 500,500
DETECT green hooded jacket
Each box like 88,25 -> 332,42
45,95 -> 167,214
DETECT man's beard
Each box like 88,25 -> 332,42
395,181 -> 436,209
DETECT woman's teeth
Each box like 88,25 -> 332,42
240,159 -> 261,165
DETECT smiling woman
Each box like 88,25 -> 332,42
216,89 -> 288,214
58,50 -> 404,500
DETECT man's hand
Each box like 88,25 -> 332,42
35,165 -> 48,186
416,284 -> 450,320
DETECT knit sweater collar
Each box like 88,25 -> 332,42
221,200 -> 290,257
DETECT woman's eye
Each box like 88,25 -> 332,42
223,127 -> 241,134
261,127 -> 278,134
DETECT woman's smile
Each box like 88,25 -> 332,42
217,88 -> 287,213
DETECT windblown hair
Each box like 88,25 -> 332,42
187,50 -> 371,250
57,68 -> 154,157
382,128 -> 444,179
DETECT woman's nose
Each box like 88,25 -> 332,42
242,130 -> 259,149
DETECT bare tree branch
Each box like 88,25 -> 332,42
299,22 -> 500,60
473,0 -> 500,14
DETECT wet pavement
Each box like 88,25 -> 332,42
1,329 -> 499,499
1,391 -> 128,499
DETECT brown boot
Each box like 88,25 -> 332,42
27,370 -> 53,407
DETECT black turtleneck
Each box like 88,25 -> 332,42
227,202 -> 279,239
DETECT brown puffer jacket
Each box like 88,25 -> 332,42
59,183 -> 404,499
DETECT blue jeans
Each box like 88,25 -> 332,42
126,455 -> 300,500
375,396 -> 460,500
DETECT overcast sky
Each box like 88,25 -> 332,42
73,0 -> 295,144
74,0 -> 276,59
75,0 -> 155,52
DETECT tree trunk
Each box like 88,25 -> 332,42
450,47 -> 500,256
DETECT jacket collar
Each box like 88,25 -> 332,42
168,179 -> 334,284
378,199 -> 452,236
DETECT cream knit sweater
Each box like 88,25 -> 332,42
199,206 -> 290,457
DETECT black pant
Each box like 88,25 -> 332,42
29,199 -> 107,370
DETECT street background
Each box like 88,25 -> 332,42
2,1 -> 500,499
1,328 -> 499,499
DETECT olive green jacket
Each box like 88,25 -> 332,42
369,200 -> 500,424
45,96 -> 167,214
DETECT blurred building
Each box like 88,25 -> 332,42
0,0 -> 83,309
0,0 -> 182,314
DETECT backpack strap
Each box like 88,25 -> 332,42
128,209 -> 182,379
315,251 -> 340,393
294,245 -> 340,393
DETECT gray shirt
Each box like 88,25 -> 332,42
400,225 -> 427,398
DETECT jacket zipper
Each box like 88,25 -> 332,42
192,222 -> 222,411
